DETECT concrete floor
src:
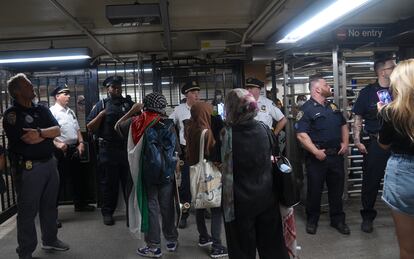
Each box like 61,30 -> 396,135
0,197 -> 399,259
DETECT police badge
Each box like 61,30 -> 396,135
25,160 -> 33,170
330,103 -> 338,111
296,111 -> 304,121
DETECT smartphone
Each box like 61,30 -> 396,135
377,89 -> 392,104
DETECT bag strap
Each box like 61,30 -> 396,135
199,129 -> 208,162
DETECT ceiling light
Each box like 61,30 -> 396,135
98,68 -> 152,74
277,0 -> 372,44
0,48 -> 91,64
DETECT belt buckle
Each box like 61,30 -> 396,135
25,160 -> 33,170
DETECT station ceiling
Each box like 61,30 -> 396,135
0,0 -> 413,62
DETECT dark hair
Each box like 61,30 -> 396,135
374,52 -> 396,74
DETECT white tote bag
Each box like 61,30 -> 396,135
190,129 -> 222,209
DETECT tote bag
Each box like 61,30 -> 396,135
190,129 -> 222,209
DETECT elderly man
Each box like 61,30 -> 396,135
87,75 -> 134,226
352,53 -> 396,233
295,74 -> 350,235
3,73 -> 69,259
169,80 -> 200,229
50,85 -> 95,227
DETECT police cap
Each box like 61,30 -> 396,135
181,81 -> 200,95
50,85 -> 70,96
245,77 -> 264,89
102,76 -> 123,88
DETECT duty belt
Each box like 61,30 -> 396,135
315,144 -> 339,156
21,156 -> 52,170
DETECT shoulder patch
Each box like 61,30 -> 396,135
6,111 -> 17,125
296,111 -> 304,121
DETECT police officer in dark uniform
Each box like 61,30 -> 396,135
352,53 -> 396,233
86,76 -> 134,226
295,74 -> 350,235
3,73 -> 69,259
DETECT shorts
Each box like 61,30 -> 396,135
382,153 -> 414,216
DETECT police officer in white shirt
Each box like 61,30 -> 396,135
245,78 -> 287,135
50,85 -> 94,226
169,80 -> 200,228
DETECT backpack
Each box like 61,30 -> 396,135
142,118 -> 177,185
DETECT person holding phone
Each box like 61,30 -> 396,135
352,53 -> 396,233
377,59 -> 414,259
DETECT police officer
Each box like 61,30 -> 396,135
50,86 -> 95,222
295,74 -> 350,235
86,75 -> 134,226
169,80 -> 200,228
3,73 -> 69,259
245,78 -> 287,135
352,53 -> 396,233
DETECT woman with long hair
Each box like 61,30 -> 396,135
185,101 -> 228,258
378,58 -> 414,259
221,88 -> 288,259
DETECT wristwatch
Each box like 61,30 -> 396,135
36,127 -> 42,137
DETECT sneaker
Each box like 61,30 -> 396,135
136,246 -> 162,258
166,241 -> 178,252
42,239 -> 70,251
210,247 -> 228,258
198,237 -> 213,247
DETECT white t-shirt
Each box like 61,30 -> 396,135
169,103 -> 191,146
50,103 -> 80,145
255,96 -> 284,128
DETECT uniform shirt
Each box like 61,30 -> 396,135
295,98 -> 346,148
3,101 -> 59,160
169,103 -> 191,146
86,96 -> 133,143
352,81 -> 390,134
50,103 -> 80,145
255,96 -> 284,128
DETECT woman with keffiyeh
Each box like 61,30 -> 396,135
221,88 -> 289,259
115,92 -> 179,258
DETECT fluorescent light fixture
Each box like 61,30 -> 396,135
124,82 -> 171,86
0,48 -> 91,64
277,0 -> 371,44
98,68 -> 152,74
0,55 -> 90,64
346,61 -> 374,66
277,76 -> 309,80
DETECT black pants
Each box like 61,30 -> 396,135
14,158 -> 59,257
224,205 -> 288,259
360,136 -> 390,221
99,147 -> 130,216
196,207 -> 223,248
179,145 -> 191,219
55,146 -> 86,207
305,155 -> 345,226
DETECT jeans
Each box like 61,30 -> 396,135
196,207 -> 223,248
145,182 -> 178,248
382,153 -> 414,216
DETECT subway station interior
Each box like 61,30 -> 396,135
1,0 -> 414,258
